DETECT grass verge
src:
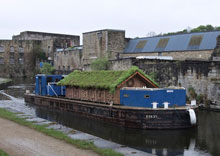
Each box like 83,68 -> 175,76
0,149 -> 9,156
0,108 -> 123,156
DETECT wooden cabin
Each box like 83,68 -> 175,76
58,66 -> 158,104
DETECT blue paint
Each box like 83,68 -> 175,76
35,74 -> 65,96
120,88 -> 186,108
39,62 -> 44,68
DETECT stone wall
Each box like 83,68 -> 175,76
13,31 -> 80,45
212,36 -> 220,61
122,50 -> 213,61
82,29 -> 126,65
109,58 -> 220,105
54,48 -> 82,72
13,31 -> 80,63
0,40 -> 41,77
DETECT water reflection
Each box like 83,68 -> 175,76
2,78 -> 34,99
0,78 -> 219,156
34,107 -> 214,156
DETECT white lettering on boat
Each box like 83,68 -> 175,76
146,115 -> 157,119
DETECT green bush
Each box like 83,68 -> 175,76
149,72 -> 157,82
40,63 -> 55,75
34,45 -> 47,61
0,149 -> 9,156
91,58 -> 109,70
188,87 -> 197,100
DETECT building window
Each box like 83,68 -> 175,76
10,46 -> 14,52
19,58 -> 24,64
10,58 -> 15,64
97,32 -> 102,39
0,57 -> 4,64
155,38 -> 169,52
63,66 -> 65,70
18,46 -> 24,53
0,46 -> 5,53
188,35 -> 203,50
67,66 -> 70,71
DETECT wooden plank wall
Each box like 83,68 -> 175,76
66,86 -> 115,104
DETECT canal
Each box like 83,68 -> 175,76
0,78 -> 219,156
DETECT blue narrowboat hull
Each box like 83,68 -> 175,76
24,93 -> 198,130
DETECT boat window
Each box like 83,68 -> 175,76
144,95 -> 150,98
47,77 -> 52,83
123,94 -> 129,97
55,78 -> 60,82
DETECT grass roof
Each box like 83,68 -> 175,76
58,66 -> 159,93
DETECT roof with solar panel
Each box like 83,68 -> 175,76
124,31 -> 220,53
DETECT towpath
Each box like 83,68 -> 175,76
0,118 -> 98,156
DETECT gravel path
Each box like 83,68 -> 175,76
0,118 -> 98,156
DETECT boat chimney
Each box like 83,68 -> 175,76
152,102 -> 158,109
163,102 -> 170,109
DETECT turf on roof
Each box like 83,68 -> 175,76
58,66 -> 158,93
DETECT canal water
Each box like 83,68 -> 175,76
0,78 -> 219,156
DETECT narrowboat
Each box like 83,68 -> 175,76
24,67 -> 198,129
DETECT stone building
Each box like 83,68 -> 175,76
82,29 -> 129,65
0,40 -> 40,77
54,46 -> 83,74
122,31 -> 220,61
54,29 -> 220,72
0,31 -> 80,77
13,31 -> 80,61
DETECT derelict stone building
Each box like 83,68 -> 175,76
82,29 -> 129,65
0,31 -> 80,77
54,46 -> 83,73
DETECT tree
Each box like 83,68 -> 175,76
146,31 -> 156,37
90,58 -> 109,70
163,24 -> 219,36
33,45 -> 47,61
40,63 -> 55,75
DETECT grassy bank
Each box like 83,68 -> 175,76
0,149 -> 9,156
0,108 -> 123,156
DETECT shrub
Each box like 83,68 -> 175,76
91,58 -> 109,70
40,62 -> 55,75
188,87 -> 197,100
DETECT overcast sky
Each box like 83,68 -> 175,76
1,0 -> 220,43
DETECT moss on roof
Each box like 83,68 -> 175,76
58,66 -> 159,93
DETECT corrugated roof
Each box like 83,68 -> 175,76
124,31 -> 220,53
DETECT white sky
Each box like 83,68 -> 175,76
1,0 -> 220,43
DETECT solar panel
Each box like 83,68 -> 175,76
136,40 -> 147,49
